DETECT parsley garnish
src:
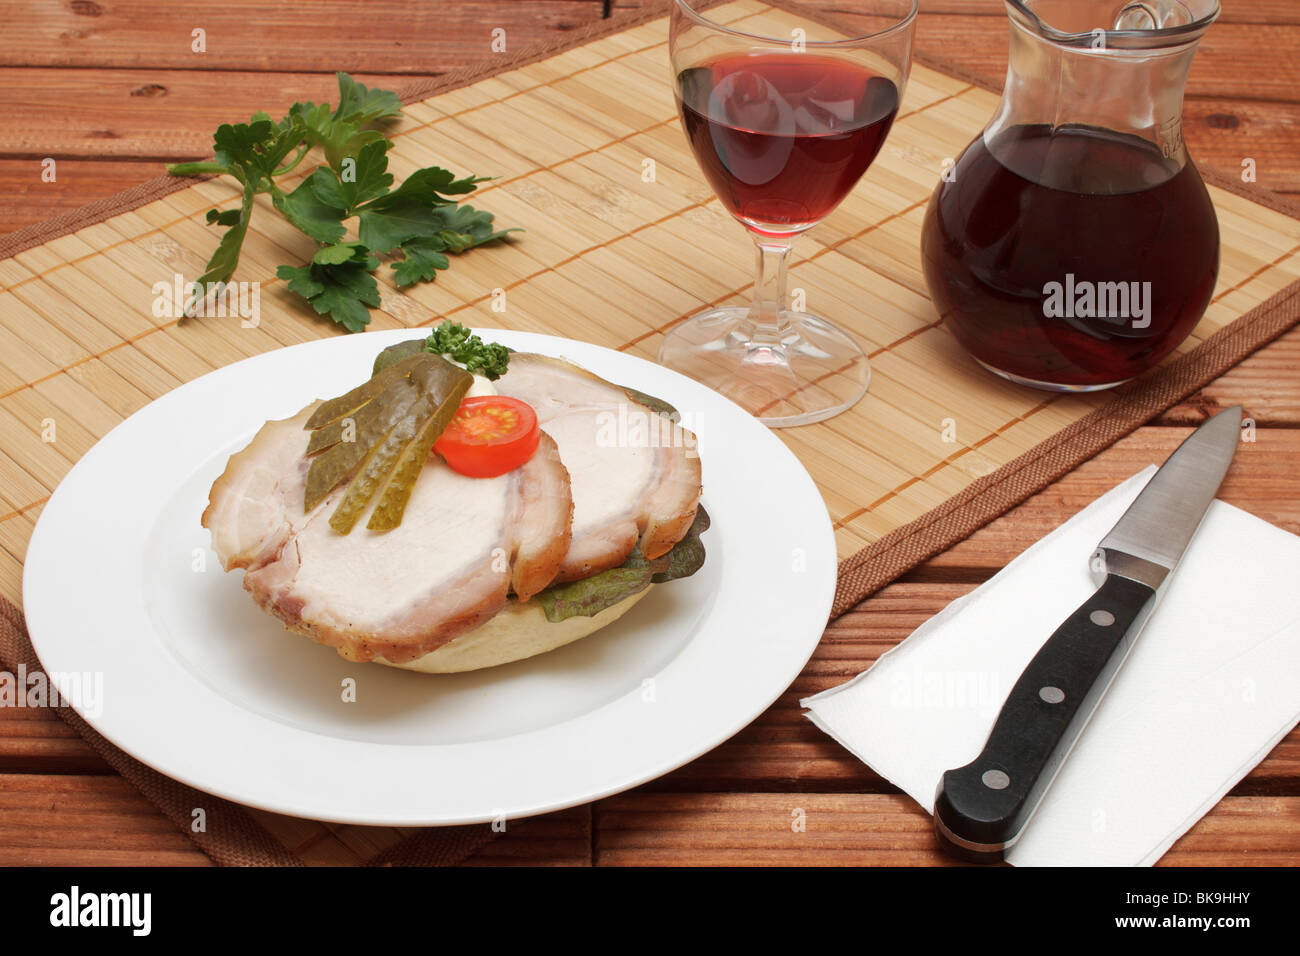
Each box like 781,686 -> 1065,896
424,322 -> 510,380
167,73 -> 519,331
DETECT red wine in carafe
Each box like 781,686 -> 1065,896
676,54 -> 899,234
921,124 -> 1219,388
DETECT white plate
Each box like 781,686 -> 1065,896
23,329 -> 835,826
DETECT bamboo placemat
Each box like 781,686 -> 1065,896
1,0 -> 1299,865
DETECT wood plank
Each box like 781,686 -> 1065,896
4,0 -> 1298,80
0,769 -> 589,866
926,426 -> 1300,573
593,792 -> 1300,865
0,1 -> 619,71
0,702 -> 109,773
463,806 -> 591,866
0,774 -> 211,866
907,19 -> 1300,104
0,69 -> 438,159
0,158 -> 166,234
1160,324 -> 1300,426
907,0 -> 1300,23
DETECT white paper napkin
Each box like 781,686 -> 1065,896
802,467 -> 1300,866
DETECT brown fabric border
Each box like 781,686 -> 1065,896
1,0 -> 1298,866
832,278 -> 1300,617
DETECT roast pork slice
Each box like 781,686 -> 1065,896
201,405 -> 316,574
497,353 -> 702,582
203,403 -> 573,664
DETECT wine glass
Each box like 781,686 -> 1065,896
662,0 -> 918,427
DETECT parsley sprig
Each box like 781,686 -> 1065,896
425,322 -> 511,380
167,73 -> 519,332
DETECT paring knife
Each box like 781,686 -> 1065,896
933,405 -> 1244,863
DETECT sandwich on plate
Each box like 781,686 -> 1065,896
202,324 -> 706,673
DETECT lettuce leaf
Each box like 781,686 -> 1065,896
534,506 -> 709,623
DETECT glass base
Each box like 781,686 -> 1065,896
658,307 -> 870,427
973,357 -> 1132,393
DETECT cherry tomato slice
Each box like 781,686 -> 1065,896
434,396 -> 541,478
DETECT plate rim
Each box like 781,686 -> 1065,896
22,328 -> 836,826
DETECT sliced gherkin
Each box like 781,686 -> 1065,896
372,339 -> 427,377
328,416 -> 418,535
305,419 -> 346,456
305,373 -> 388,432
366,371 -> 471,531
306,378 -> 414,457
304,378 -> 423,512
304,354 -> 424,430
621,385 -> 680,420
301,352 -> 473,529
329,359 -> 470,534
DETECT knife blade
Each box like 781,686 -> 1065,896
932,405 -> 1243,863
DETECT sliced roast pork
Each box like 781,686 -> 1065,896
496,353 -> 703,582
203,400 -> 573,664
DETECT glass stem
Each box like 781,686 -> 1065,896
750,235 -> 794,343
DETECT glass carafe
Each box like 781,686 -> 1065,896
921,0 -> 1220,391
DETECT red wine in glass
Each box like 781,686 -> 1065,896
660,0 -> 917,427
677,53 -> 900,235
921,123 -> 1219,388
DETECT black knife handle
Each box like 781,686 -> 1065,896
933,573 -> 1158,863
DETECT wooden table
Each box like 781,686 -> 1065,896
0,0 -> 1296,865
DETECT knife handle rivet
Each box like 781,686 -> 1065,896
1039,685 -> 1065,704
1089,609 -> 1116,627
981,769 -> 1010,790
